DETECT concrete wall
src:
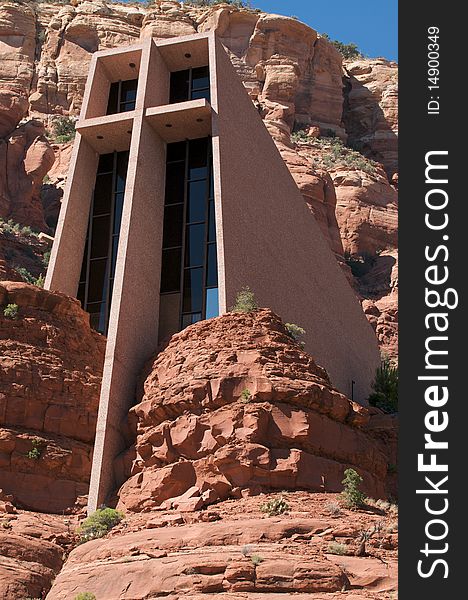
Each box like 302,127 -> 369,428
45,134 -> 98,296
88,117 -> 166,510
211,37 -> 380,402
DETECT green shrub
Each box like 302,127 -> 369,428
368,358 -> 398,413
14,266 -> 46,288
285,322 -> 306,342
3,304 -> 19,320
231,286 -> 258,313
43,250 -> 51,268
327,541 -> 348,555
74,594 -> 96,600
27,439 -> 43,460
240,388 -> 252,402
185,0 -> 252,7
341,468 -> 366,509
0,218 -> 38,239
35,274 -> 45,288
14,266 -> 35,284
290,129 -> 313,143
325,501 -> 341,516
51,116 -> 76,143
260,496 -> 290,516
322,34 -> 363,59
251,554 -> 264,566
292,133 -> 379,175
78,508 -> 124,543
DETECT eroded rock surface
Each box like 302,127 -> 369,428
0,508 -> 76,599
46,492 -> 397,600
0,281 -> 105,512
117,310 -> 395,514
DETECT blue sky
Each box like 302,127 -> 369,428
253,1 -> 398,61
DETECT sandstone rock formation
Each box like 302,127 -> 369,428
0,508 -> 77,599
46,491 -> 398,600
0,281 -> 105,512
0,297 -> 397,599
116,310 -> 395,514
0,119 -> 54,231
343,59 -> 398,179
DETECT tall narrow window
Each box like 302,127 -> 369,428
77,151 -> 129,334
169,66 -> 210,104
160,137 -> 218,333
107,79 -> 138,115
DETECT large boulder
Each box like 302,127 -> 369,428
118,309 -> 395,513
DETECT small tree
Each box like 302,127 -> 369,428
368,358 -> 398,413
74,594 -> 96,600
231,286 -> 258,313
355,522 -> 383,556
341,468 -> 366,509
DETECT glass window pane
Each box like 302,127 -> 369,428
88,302 -> 107,334
181,313 -> 202,328
208,200 -> 216,242
120,101 -> 135,111
209,171 -> 214,199
93,173 -> 113,215
98,153 -> 114,173
116,152 -> 129,192
205,288 -> 219,319
111,236 -> 119,271
170,69 -> 190,103
187,180 -> 207,223
167,141 -> 186,163
113,192 -> 124,235
185,224 -> 205,267
165,162 -> 185,205
183,267 -> 203,313
161,248 -> 182,293
90,215 -> 110,258
77,282 -> 86,306
87,259 -> 109,303
188,138 -> 208,179
191,88 -> 211,102
163,204 -> 184,248
80,241 -> 88,281
120,79 -> 138,104
206,243 -> 218,287
106,82 -> 119,115
191,66 -> 210,90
